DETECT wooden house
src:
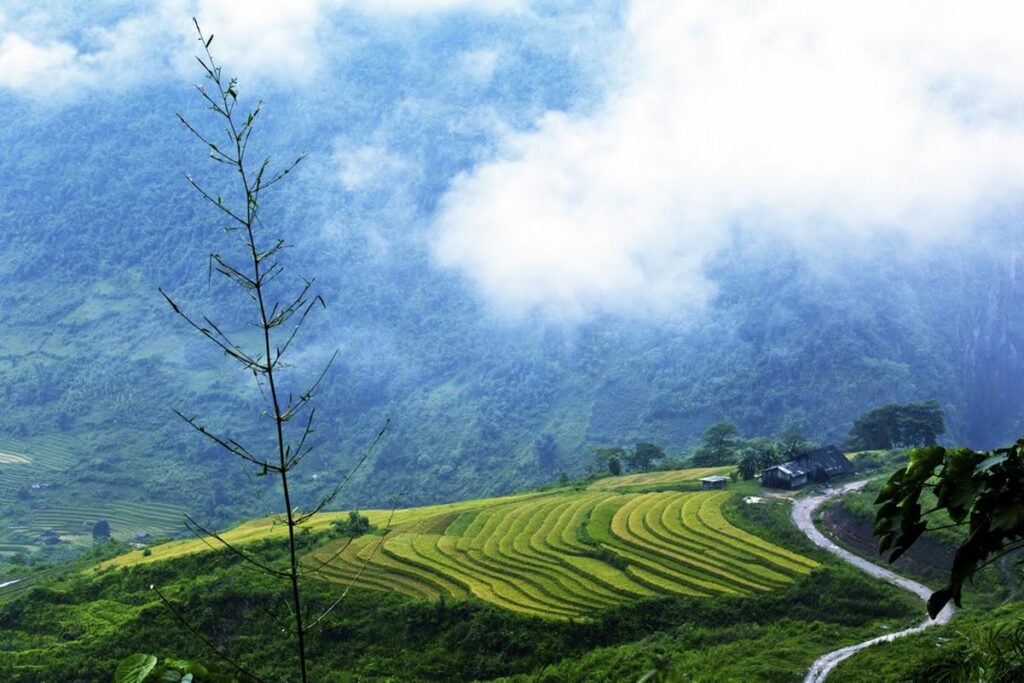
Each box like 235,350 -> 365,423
761,446 -> 852,490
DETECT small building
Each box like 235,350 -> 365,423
761,461 -> 808,489
761,446 -> 852,490
699,475 -> 730,490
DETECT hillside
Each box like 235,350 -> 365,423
97,467 -> 814,620
1,467 -> 929,681
3,4 -> 1024,681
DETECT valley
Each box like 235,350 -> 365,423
2,3 -> 1023,681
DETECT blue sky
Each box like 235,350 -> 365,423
2,0 -> 1023,320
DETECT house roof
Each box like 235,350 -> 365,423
765,446 -> 851,479
802,446 -> 853,474
699,475 -> 730,483
768,462 -> 807,477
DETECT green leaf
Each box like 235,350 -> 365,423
927,587 -> 954,619
979,453 -> 1008,471
114,654 -> 158,683
906,446 -> 944,477
877,531 -> 895,555
162,658 -> 190,672
990,504 -> 1024,532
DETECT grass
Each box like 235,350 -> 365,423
99,467 -> 817,619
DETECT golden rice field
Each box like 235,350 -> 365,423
587,465 -> 734,490
96,490 -> 550,570
98,467 -> 817,620
303,489 -> 816,619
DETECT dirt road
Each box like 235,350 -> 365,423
791,480 -> 955,683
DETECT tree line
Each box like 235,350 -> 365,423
586,399 -> 946,480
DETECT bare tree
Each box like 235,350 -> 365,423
156,21 -> 387,682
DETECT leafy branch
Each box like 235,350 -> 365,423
874,439 -> 1024,617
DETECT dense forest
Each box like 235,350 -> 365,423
1,70 -> 1022,527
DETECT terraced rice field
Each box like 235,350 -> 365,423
0,437 -> 184,553
303,488 -> 817,619
0,452 -> 31,465
100,467 -> 817,620
587,466 -> 735,491
0,438 -> 75,557
0,437 -> 76,502
11,501 -> 184,541
97,490 -> 550,570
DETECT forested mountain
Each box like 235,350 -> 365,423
1,86 -> 1021,523
1,4 -> 1022,528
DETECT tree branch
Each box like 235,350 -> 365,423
183,514 -> 291,579
303,507 -> 398,632
151,583 -> 266,682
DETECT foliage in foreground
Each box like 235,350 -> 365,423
874,439 -> 1024,616
114,653 -> 236,683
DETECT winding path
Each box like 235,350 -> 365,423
790,480 -> 955,683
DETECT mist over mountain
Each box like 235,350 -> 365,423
2,0 -> 1023,522
5,6 -> 1024,682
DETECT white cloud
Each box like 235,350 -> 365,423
458,48 -> 500,84
0,0 -> 527,97
0,34 -> 85,93
170,0 -> 329,84
333,141 -> 413,191
0,2 -> 334,95
171,0 -> 526,84
432,0 -> 1024,320
0,11 -> 158,98
347,0 -> 524,14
